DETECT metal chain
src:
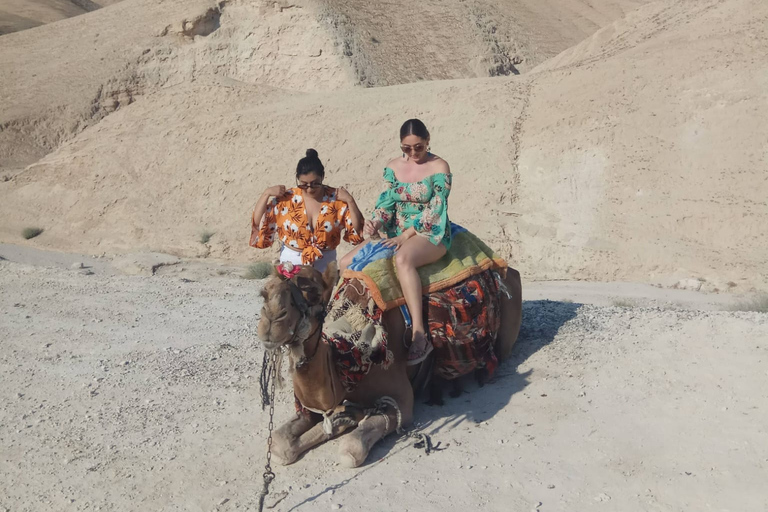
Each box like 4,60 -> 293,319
257,351 -> 278,512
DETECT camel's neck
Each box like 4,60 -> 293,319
292,321 -> 344,413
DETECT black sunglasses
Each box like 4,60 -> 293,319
297,180 -> 323,190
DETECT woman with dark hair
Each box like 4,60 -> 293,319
250,149 -> 364,272
339,119 -> 451,361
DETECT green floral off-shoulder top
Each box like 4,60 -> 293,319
370,167 -> 452,248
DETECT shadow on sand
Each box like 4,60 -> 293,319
409,299 -> 582,434
282,300 -> 582,509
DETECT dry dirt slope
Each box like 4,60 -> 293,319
514,0 -> 768,290
0,0 -> 122,35
0,0 -> 652,173
1,255 -> 767,511
2,0 -> 766,292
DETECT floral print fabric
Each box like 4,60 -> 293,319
250,186 -> 363,265
370,167 -> 452,248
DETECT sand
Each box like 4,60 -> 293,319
1,245 -> 767,511
1,0 -> 768,510
1,0 -> 766,291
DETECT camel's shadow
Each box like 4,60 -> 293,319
281,300 -> 580,510
367,299 -> 581,460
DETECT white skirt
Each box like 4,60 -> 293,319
279,246 -> 337,273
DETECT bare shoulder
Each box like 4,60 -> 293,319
428,155 -> 451,174
386,156 -> 404,171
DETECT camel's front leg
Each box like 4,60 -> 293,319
272,407 -> 360,465
272,413 -> 321,465
337,393 -> 414,468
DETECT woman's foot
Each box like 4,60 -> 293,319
407,330 -> 433,365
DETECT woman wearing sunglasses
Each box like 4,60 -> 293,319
250,149 -> 364,272
339,119 -> 451,362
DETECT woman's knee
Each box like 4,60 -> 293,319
393,250 -> 414,270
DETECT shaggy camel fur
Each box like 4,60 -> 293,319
257,263 -> 522,467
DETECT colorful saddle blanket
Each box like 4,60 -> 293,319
343,223 -> 508,311
322,268 -> 503,392
427,269 -> 501,379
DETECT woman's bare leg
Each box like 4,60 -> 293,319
393,236 -> 446,342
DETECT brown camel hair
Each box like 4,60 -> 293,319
257,262 -> 522,468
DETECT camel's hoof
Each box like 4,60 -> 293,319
474,368 -> 489,388
271,441 -> 300,466
272,451 -> 299,466
338,438 -> 366,468
338,451 -> 361,468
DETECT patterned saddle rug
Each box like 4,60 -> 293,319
342,223 -> 508,311
323,268 -> 504,391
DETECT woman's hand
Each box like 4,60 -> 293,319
336,187 -> 354,204
381,233 -> 408,251
265,185 -> 287,198
364,219 -> 381,237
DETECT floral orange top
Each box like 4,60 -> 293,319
250,186 -> 363,265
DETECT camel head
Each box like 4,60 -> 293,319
257,261 -> 338,352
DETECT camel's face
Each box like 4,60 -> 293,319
257,265 -> 336,351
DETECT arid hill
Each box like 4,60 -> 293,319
1,0 -> 766,292
0,0 -> 122,35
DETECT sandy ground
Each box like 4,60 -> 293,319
2,245 -> 767,512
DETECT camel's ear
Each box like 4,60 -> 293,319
321,261 -> 339,303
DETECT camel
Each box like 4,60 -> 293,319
257,262 -> 522,468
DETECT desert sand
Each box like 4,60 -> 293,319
1,245 -> 767,511
1,0 -> 767,511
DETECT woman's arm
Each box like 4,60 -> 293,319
336,187 -> 364,235
370,168 -> 398,237
252,185 -> 286,230
249,185 -> 286,247
416,170 -> 452,245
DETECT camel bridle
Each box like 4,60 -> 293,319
280,277 -> 327,368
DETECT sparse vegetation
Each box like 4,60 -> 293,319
22,227 -> 44,239
243,262 -> 274,280
729,294 -> 768,313
612,298 -> 639,308
199,230 -> 215,244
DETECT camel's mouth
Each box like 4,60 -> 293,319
259,329 -> 296,351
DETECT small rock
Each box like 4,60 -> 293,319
218,498 -> 229,506
331,505 -> 341,511
547,484 -> 555,489
594,493 -> 611,502
71,262 -> 85,269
